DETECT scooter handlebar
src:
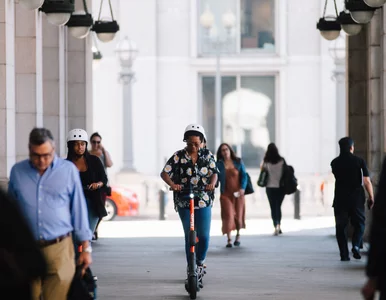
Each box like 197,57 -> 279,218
168,186 -> 206,192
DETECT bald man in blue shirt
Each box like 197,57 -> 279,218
8,128 -> 92,300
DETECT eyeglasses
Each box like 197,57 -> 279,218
187,142 -> 201,148
91,140 -> 101,144
30,149 -> 54,160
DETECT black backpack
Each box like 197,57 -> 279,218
280,161 -> 298,195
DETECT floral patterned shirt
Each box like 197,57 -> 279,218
162,148 -> 219,210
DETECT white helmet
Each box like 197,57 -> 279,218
67,129 -> 89,142
183,124 -> 206,142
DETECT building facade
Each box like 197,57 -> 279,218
93,0 -> 341,182
0,0 -> 93,188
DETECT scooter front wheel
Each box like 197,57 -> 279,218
188,275 -> 197,299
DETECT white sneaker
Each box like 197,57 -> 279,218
197,265 -> 206,288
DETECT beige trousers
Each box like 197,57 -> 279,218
31,236 -> 75,300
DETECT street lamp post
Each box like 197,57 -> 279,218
200,6 -> 235,151
329,34 -> 346,155
116,36 -> 138,171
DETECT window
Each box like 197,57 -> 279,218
201,75 -> 276,167
198,0 -> 237,55
198,0 -> 276,55
240,0 -> 275,52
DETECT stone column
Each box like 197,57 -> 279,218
348,25 -> 369,164
66,35 -> 87,132
348,11 -> 383,176
66,0 -> 92,134
0,0 -> 15,189
368,9 -> 383,182
14,5 -> 44,162
348,8 -> 384,241
42,17 -> 67,155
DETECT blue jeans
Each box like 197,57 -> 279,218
86,199 -> 100,234
73,199 -> 99,260
178,206 -> 211,266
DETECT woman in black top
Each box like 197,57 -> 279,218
66,129 -> 108,236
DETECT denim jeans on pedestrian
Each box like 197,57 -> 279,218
266,187 -> 285,227
178,206 -> 211,266
86,200 -> 100,235
73,198 -> 99,260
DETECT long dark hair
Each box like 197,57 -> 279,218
90,132 -> 102,141
66,141 -> 90,161
216,143 -> 241,162
263,143 -> 282,164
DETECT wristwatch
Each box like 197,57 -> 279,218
82,245 -> 92,253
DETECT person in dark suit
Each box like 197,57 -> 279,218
331,137 -> 374,261
0,187 -> 47,299
362,157 -> 386,300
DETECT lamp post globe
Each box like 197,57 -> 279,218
116,37 -> 138,68
222,9 -> 236,29
200,4 -> 215,29
329,34 -> 346,62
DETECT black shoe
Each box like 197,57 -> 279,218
340,257 -> 350,261
352,247 -> 361,259
233,235 -> 241,247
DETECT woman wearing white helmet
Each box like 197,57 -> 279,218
160,123 -> 218,288
66,129 -> 108,244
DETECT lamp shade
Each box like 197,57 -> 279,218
46,12 -> 72,26
66,11 -> 93,39
317,17 -> 341,41
345,0 -> 376,24
350,10 -> 375,23
342,24 -> 363,35
92,20 -> 120,43
19,0 -> 44,10
337,11 -> 362,35
40,0 -> 75,26
363,0 -> 386,7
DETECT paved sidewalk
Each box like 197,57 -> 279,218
92,217 -> 370,300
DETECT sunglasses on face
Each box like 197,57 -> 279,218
187,142 -> 201,148
91,140 -> 101,144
